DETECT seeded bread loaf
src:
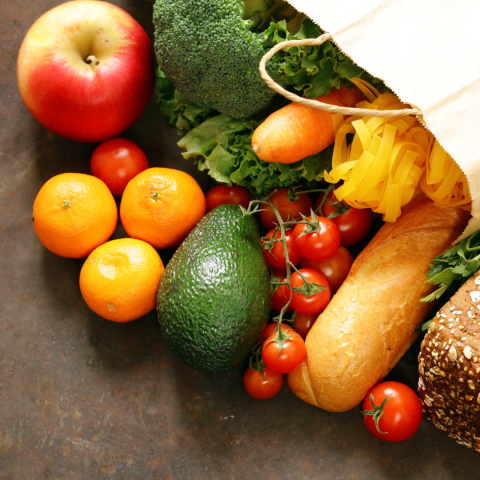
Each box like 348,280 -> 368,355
287,193 -> 470,412
418,272 -> 480,451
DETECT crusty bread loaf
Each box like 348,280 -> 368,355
287,193 -> 470,412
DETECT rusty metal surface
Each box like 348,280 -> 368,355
2,1 -> 480,478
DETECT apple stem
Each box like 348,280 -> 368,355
85,55 -> 100,66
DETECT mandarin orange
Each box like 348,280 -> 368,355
120,168 -> 206,249
32,173 -> 117,258
79,238 -> 164,322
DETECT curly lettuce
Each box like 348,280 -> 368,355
263,17 -> 387,98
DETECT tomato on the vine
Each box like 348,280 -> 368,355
289,268 -> 331,315
300,245 -> 353,294
261,228 -> 302,270
316,190 -> 372,246
243,365 -> 284,400
90,138 -> 149,196
262,326 -> 306,374
206,185 -> 251,211
362,381 -> 423,442
260,187 -> 313,231
259,322 -> 291,342
292,215 -> 341,262
294,313 -> 318,340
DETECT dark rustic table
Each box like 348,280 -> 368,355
2,1 -> 480,478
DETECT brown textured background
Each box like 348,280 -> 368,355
2,0 -> 480,478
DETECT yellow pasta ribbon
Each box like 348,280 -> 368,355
421,140 -> 471,207
324,79 -> 471,222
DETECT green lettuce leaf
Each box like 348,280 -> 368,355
156,68 -> 216,136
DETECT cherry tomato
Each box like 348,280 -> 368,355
289,268 -> 331,315
262,327 -> 306,374
206,185 -> 251,211
90,138 -> 149,196
261,228 -> 302,270
300,245 -> 353,293
316,190 -> 372,246
260,188 -> 314,231
292,215 -> 341,262
294,313 -> 318,339
259,322 -> 291,342
243,365 -> 284,400
362,381 -> 423,442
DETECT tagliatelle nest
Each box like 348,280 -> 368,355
324,79 -> 471,222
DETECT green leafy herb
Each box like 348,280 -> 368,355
415,319 -> 432,333
421,230 -> 480,303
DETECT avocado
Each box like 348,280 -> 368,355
157,204 -> 271,374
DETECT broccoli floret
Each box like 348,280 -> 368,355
153,0 -> 291,119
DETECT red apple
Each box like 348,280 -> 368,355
17,1 -> 155,143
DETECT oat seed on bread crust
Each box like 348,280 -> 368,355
418,272 -> 480,451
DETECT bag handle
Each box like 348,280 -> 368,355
259,32 -> 422,118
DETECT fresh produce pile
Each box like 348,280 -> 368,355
22,1 -> 208,324
154,0 -> 386,195
19,0 -> 480,451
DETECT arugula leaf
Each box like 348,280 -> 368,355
421,230 -> 480,302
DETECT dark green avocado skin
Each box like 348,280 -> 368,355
157,204 -> 271,374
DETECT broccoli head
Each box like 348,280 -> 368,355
153,0 -> 291,119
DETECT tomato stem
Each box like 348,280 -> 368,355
267,196 -> 293,326
241,194 -> 294,326
361,393 -> 392,434
264,326 -> 296,357
249,348 -> 267,379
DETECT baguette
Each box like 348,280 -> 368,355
287,193 -> 470,412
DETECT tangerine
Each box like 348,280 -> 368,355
120,168 -> 206,249
79,238 -> 164,322
32,173 -> 117,258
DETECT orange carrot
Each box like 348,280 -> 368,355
251,85 -> 364,164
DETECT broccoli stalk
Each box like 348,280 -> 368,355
153,0 -> 291,119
